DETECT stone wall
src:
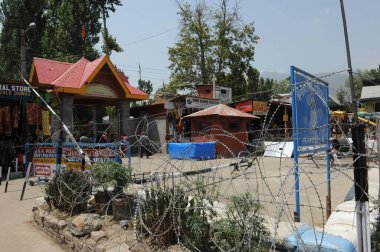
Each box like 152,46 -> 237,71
32,197 -> 131,252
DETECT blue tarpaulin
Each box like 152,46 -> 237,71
285,224 -> 355,252
168,142 -> 215,160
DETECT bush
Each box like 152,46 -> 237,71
137,186 -> 188,248
92,162 -> 132,193
136,179 -> 270,251
180,176 -> 219,251
212,192 -> 271,251
45,170 -> 92,215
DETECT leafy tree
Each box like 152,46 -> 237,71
137,79 -> 154,105
336,86 -> 350,109
336,65 -> 380,109
255,77 -> 275,101
168,1 -> 213,86
98,0 -> 123,55
272,77 -> 291,94
41,0 -> 102,62
213,0 -> 259,96
167,0 -> 259,97
0,0 -> 47,79
138,79 -> 153,97
247,66 -> 260,98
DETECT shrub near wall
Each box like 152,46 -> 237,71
45,170 -> 92,215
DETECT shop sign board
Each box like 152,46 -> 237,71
252,101 -> 268,113
234,100 -> 268,114
33,147 -> 57,177
62,147 -> 115,170
185,97 -> 219,109
32,145 -> 119,176
234,100 -> 252,112
0,83 -> 34,99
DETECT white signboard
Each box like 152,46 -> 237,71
84,84 -> 118,98
185,97 -> 219,109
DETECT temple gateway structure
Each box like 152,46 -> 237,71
29,55 -> 148,141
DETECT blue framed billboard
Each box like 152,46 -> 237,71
291,67 -> 330,154
290,66 -> 330,222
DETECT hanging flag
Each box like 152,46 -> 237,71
81,22 -> 86,40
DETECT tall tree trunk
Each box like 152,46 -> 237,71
102,2 -> 109,56
195,6 -> 207,85
217,0 -> 227,78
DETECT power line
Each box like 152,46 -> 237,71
121,27 -> 177,46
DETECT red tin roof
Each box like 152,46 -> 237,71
31,56 -> 148,100
184,104 -> 259,119
118,71 -> 148,96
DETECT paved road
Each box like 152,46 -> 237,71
0,178 -> 66,252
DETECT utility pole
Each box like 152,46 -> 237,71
138,64 -> 142,81
21,22 -> 36,78
339,1 -> 370,251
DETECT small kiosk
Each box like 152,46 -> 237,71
184,104 -> 259,158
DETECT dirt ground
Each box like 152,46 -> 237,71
129,154 -> 355,227
0,154 -> 357,251
0,178 -> 66,252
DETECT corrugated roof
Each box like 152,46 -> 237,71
51,58 -> 89,88
33,57 -> 72,84
118,72 -> 148,96
31,56 -> 148,99
184,104 -> 259,119
361,86 -> 380,101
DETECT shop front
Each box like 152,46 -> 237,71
0,81 -> 38,173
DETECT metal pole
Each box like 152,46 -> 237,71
57,92 -> 64,172
5,167 -> 10,193
340,0 -> 357,120
0,166 -> 2,185
339,1 -> 370,251
290,66 -> 300,222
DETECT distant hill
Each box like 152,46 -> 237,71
261,71 -> 348,96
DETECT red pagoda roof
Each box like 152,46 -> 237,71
30,55 -> 148,100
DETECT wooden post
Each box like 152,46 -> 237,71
5,167 -> 10,193
20,163 -> 32,200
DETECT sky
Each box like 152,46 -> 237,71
102,0 -> 380,91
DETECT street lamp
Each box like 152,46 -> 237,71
21,22 -> 36,79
